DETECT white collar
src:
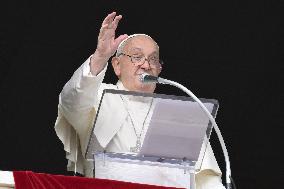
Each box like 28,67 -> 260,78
116,80 -> 153,103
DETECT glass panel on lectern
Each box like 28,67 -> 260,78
85,89 -> 219,171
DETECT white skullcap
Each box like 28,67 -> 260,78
115,34 -> 158,56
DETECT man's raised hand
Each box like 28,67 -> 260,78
90,12 -> 128,75
95,12 -> 128,60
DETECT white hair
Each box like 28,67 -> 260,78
115,34 -> 159,57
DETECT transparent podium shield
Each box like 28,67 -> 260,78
85,89 -> 219,172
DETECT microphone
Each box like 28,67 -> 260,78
140,73 -> 168,84
140,73 -> 159,83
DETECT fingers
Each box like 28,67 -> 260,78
102,12 -> 116,27
101,12 -> 122,29
99,12 -> 123,40
112,15 -> 122,30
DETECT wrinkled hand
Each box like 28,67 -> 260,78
94,12 -> 128,60
90,12 -> 128,75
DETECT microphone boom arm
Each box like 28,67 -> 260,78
157,77 -> 232,189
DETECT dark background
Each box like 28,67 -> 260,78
0,1 -> 283,189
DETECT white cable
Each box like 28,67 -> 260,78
158,77 -> 232,188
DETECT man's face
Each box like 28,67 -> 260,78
112,36 -> 161,93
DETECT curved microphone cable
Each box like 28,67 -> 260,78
140,73 -> 232,189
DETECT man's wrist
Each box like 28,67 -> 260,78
92,50 -> 110,63
89,52 -> 109,75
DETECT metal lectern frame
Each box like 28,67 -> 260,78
85,89 -> 219,189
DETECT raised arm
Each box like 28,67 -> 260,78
55,12 -> 127,175
59,12 -> 128,126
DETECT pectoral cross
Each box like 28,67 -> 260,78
130,138 -> 141,153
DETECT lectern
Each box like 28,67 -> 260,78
85,89 -> 219,189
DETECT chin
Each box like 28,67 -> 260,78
137,83 -> 156,93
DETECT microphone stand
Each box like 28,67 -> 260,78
157,77 -> 232,189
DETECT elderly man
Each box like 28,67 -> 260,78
55,12 -> 225,189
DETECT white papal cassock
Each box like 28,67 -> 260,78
55,56 -> 225,189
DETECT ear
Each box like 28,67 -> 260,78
157,66 -> 162,75
111,56 -> 121,77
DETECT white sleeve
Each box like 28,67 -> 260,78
199,142 -> 222,175
196,170 -> 226,189
60,56 -> 107,116
195,142 -> 225,189
54,56 -> 107,175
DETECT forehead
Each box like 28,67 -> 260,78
124,36 -> 159,55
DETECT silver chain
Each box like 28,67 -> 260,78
117,87 -> 153,153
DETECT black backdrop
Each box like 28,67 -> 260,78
0,1 -> 283,189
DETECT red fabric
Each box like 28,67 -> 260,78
13,171 -> 185,189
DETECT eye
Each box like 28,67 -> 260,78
150,56 -> 158,60
149,56 -> 159,62
132,56 -> 143,61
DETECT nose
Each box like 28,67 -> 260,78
140,59 -> 151,70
